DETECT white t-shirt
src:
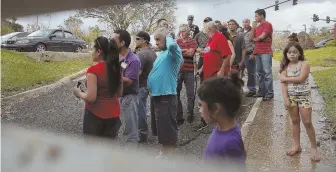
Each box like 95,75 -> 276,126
150,35 -> 156,46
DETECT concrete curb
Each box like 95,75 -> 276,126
2,69 -> 87,103
241,97 -> 262,142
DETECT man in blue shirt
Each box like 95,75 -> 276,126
148,27 -> 183,159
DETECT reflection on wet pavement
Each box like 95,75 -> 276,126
245,78 -> 336,172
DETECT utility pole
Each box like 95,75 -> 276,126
303,24 -> 307,49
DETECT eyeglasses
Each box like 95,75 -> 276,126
204,20 -> 209,22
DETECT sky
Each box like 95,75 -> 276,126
16,0 -> 336,34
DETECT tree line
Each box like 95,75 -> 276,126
1,0 -> 177,45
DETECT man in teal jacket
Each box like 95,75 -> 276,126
148,27 -> 183,159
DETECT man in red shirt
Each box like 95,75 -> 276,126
200,21 -> 232,80
195,21 -> 232,131
249,9 -> 274,101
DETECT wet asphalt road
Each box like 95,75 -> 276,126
1,76 -> 255,160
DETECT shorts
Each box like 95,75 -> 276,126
150,95 -> 178,146
83,109 -> 121,139
289,95 -> 312,108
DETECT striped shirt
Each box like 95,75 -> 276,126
177,39 -> 198,72
253,21 -> 273,55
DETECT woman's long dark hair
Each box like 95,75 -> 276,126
280,42 -> 305,73
94,37 -> 121,97
218,26 -> 233,42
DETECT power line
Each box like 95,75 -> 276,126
213,0 -> 231,8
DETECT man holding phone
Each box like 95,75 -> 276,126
249,9 -> 274,101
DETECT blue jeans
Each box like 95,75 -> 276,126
120,94 -> 139,142
244,54 -> 257,92
255,54 -> 274,98
138,87 -> 149,139
176,71 -> 195,121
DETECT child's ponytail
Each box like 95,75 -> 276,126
228,70 -> 244,89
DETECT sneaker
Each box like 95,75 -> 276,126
253,92 -> 264,98
187,114 -> 195,123
193,122 -> 208,132
245,91 -> 256,97
177,119 -> 185,126
262,97 -> 273,101
138,135 -> 147,143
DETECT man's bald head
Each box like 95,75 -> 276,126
205,21 -> 218,37
206,21 -> 217,30
243,18 -> 251,30
154,27 -> 168,50
154,27 -> 168,37
222,22 -> 228,28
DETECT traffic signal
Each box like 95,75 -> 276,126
275,0 -> 279,11
293,0 -> 298,5
326,16 -> 330,23
313,14 -> 319,22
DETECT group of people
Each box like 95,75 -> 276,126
73,8 -> 320,167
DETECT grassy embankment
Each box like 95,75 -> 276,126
1,50 -> 91,97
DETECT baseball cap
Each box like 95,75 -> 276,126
203,17 -> 213,22
136,31 -> 151,44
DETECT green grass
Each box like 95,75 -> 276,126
312,68 -> 336,122
1,50 -> 91,95
273,47 -> 336,67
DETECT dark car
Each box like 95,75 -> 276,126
315,38 -> 334,49
1,32 -> 30,44
1,29 -> 87,52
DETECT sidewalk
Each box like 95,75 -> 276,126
245,60 -> 336,171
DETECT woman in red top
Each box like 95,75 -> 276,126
73,36 -> 123,138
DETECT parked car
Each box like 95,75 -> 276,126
1,32 -> 30,44
315,38 -> 334,49
1,29 -> 87,52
